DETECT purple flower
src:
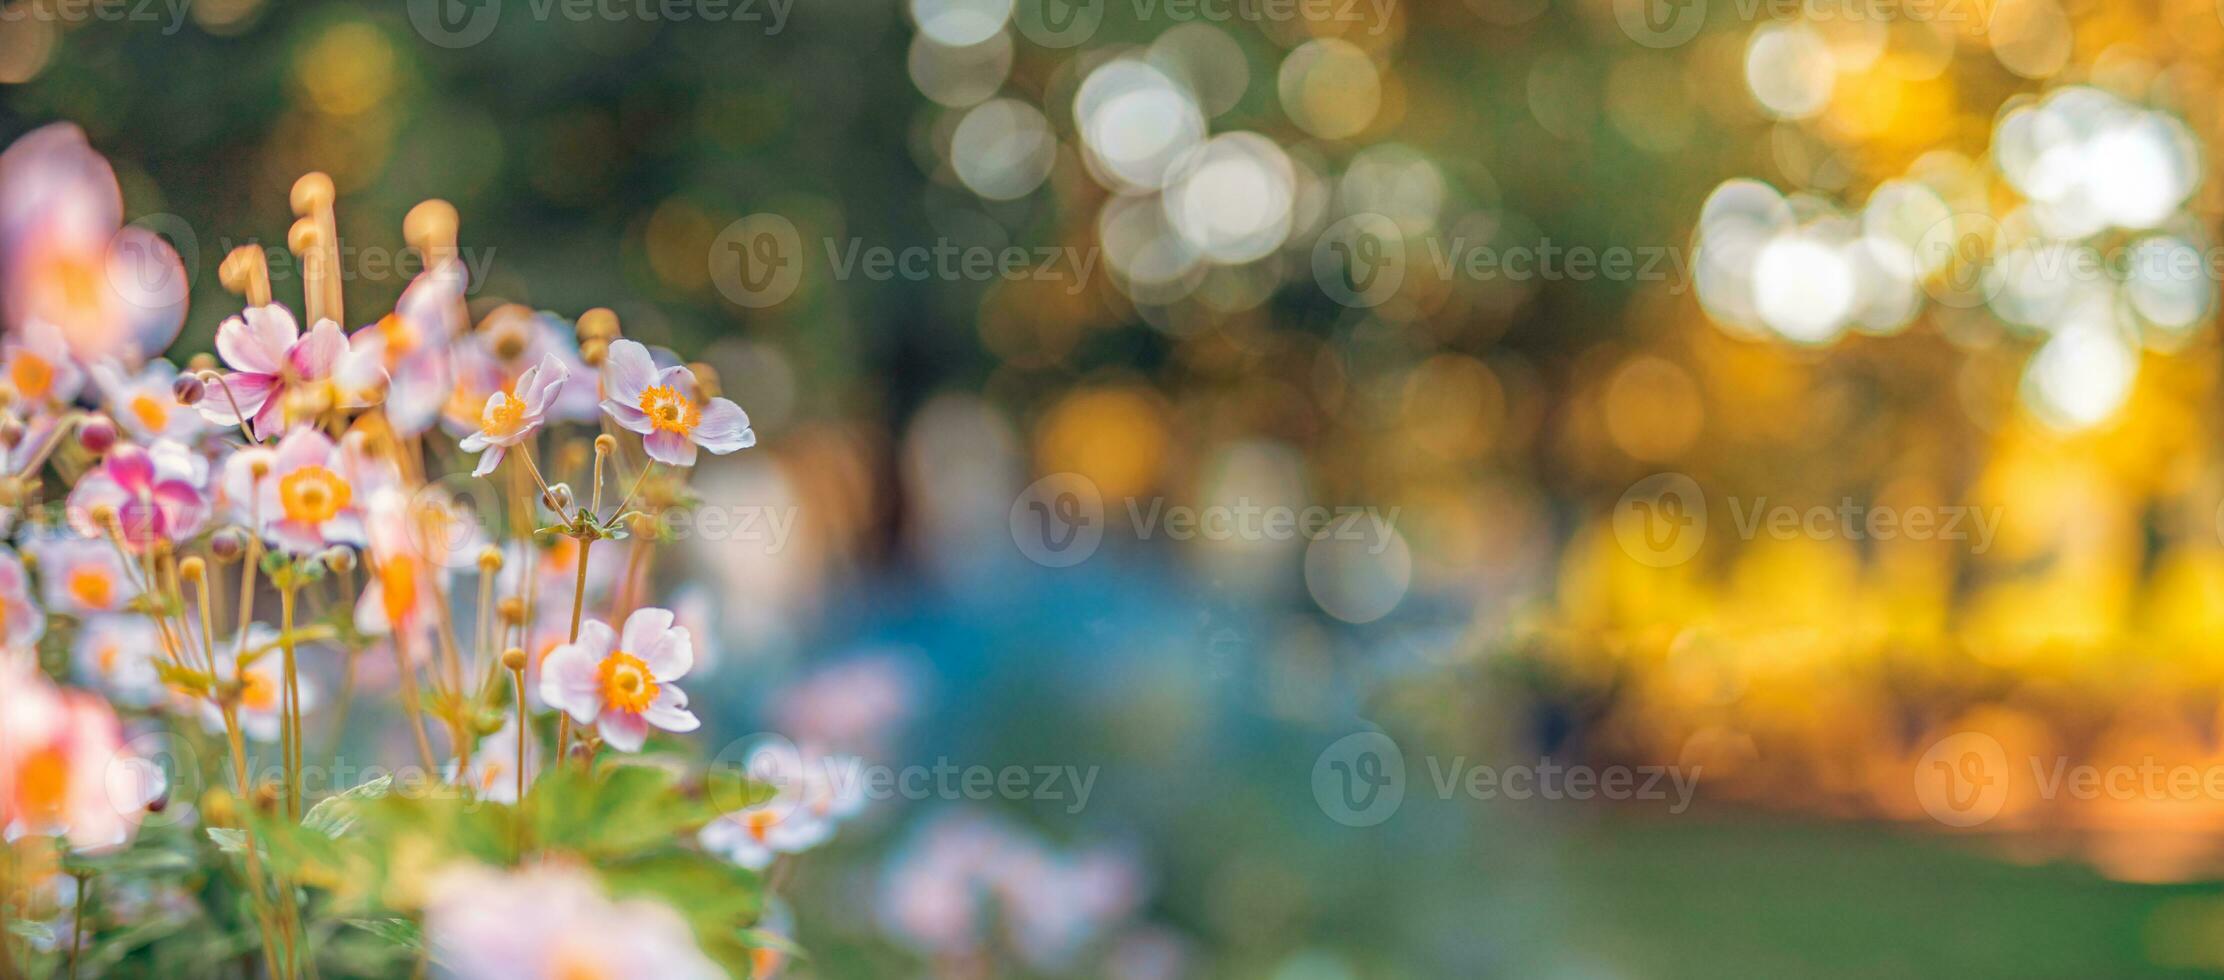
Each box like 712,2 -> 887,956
597,339 -> 754,467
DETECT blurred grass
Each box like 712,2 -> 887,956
1558,815 -> 2224,978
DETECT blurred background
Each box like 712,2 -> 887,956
15,0 -> 2224,974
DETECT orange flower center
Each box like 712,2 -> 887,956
482,391 -> 529,437
278,466 -> 351,524
637,385 -> 699,436
241,670 -> 279,712
67,566 -> 115,610
10,354 -> 52,401
15,746 -> 68,819
595,650 -> 658,714
130,393 -> 169,433
380,557 -> 420,629
744,807 -> 783,842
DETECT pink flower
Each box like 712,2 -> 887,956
0,320 -> 83,407
424,861 -> 723,980
0,547 -> 45,648
459,352 -> 568,477
256,428 -> 365,554
351,258 -> 466,437
71,615 -> 162,707
598,339 -> 754,467
0,124 -> 186,363
31,537 -> 138,616
67,442 -> 208,552
192,625 -> 308,743
91,358 -> 203,443
198,305 -> 385,439
539,607 -> 700,753
1,663 -> 163,852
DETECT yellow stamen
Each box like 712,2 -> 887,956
595,649 -> 658,714
130,393 -> 170,433
10,355 -> 52,402
637,385 -> 700,436
242,670 -> 279,712
67,566 -> 115,610
278,466 -> 351,524
482,392 -> 528,438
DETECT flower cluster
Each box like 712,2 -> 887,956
0,125 -> 797,978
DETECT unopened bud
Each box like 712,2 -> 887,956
320,547 -> 356,574
501,647 -> 527,671
577,308 -> 619,342
497,596 -> 526,624
0,415 -> 24,449
210,527 -> 248,563
580,338 -> 608,367
477,546 -> 503,572
171,374 -> 206,406
594,433 -> 617,458
179,556 -> 207,583
542,482 -> 574,513
77,415 -> 117,455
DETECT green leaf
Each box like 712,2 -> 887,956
206,827 -> 248,854
302,774 -> 394,838
343,917 -> 425,952
5,918 -> 54,946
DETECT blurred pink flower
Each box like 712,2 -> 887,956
0,124 -> 186,363
31,536 -> 138,617
599,339 -> 754,467
540,607 -> 701,752
91,358 -> 203,443
447,716 -> 539,806
0,546 -> 46,649
1,662 -> 162,852
1,320 -> 83,407
424,861 -> 722,980
352,258 -> 466,437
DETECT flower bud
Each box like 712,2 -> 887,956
498,596 -> 526,624
186,352 -> 218,374
501,647 -> 527,671
577,307 -> 619,342
210,527 -> 248,563
179,556 -> 207,583
477,546 -> 503,573
0,414 -> 25,449
594,433 -> 618,458
171,374 -> 206,406
542,482 -> 574,513
77,415 -> 117,455
580,337 -> 608,367
320,547 -> 357,575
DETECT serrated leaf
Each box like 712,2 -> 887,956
302,774 -> 394,838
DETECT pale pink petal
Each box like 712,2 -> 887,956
600,339 -> 656,404
692,398 -> 756,454
104,226 -> 187,359
196,372 -> 275,426
288,319 -> 347,379
642,684 -> 699,734
538,644 -> 603,724
468,444 -> 504,478
620,607 -> 676,658
599,397 -> 653,433
105,444 -> 155,493
597,710 -> 650,752
644,627 -> 693,683
218,306 -> 297,375
572,618 -> 618,660
272,427 -> 335,473
521,353 -> 569,414
643,428 -> 697,467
